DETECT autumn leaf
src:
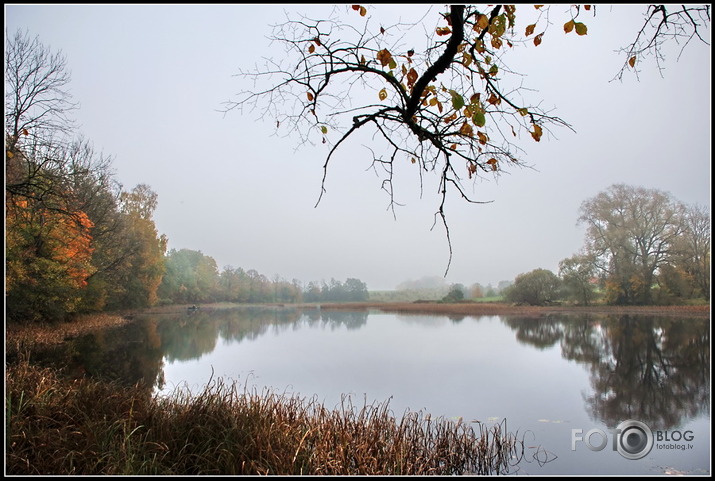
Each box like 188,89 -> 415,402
564,20 -> 575,34
487,158 -> 498,171
525,24 -> 536,36
436,27 -> 452,36
628,56 -> 637,68
460,122 -> 474,137
359,6 -> 367,16
575,22 -> 588,35
584,5 -> 591,10
531,124 -> 543,142
407,68 -> 418,88
477,131 -> 488,145
534,33 -> 544,47
307,92 -> 314,101
308,44 -> 315,54
376,49 -> 392,67
476,14 -> 489,31
378,88 -> 388,101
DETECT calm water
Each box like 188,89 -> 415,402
40,306 -> 710,475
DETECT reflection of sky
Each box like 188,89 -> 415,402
156,311 -> 710,475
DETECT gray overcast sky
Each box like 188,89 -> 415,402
5,4 -> 711,291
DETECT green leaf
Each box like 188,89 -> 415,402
575,22 -> 588,36
449,90 -> 465,111
472,111 -> 486,127
320,125 -> 328,135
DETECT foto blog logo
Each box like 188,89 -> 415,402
571,420 -> 654,460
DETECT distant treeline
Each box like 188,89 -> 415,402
158,248 -> 369,305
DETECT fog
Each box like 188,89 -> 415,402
5,4 -> 710,290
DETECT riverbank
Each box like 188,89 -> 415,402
319,301 -> 711,318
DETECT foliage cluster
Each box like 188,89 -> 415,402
5,30 -> 167,323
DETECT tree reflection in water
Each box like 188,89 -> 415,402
501,314 -> 710,430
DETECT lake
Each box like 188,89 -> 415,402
40,305 -> 710,475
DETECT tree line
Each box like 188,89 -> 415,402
157,248 -> 368,305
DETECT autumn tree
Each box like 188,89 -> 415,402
226,5 -> 710,271
108,184 -> 167,309
577,184 -> 687,305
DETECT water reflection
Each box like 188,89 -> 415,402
34,307 -> 708,436
501,314 -> 710,430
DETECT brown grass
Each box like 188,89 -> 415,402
6,360 -> 539,475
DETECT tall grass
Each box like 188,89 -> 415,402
7,359 -> 541,475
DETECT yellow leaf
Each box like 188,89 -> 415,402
575,22 -> 588,36
7,150 -> 14,158
628,56 -> 636,68
525,24 -> 536,36
564,20 -> 575,34
378,88 -> 387,101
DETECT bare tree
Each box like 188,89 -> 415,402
225,5 -> 710,272
5,28 -> 80,209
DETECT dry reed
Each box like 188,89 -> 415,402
6,359 -> 542,475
